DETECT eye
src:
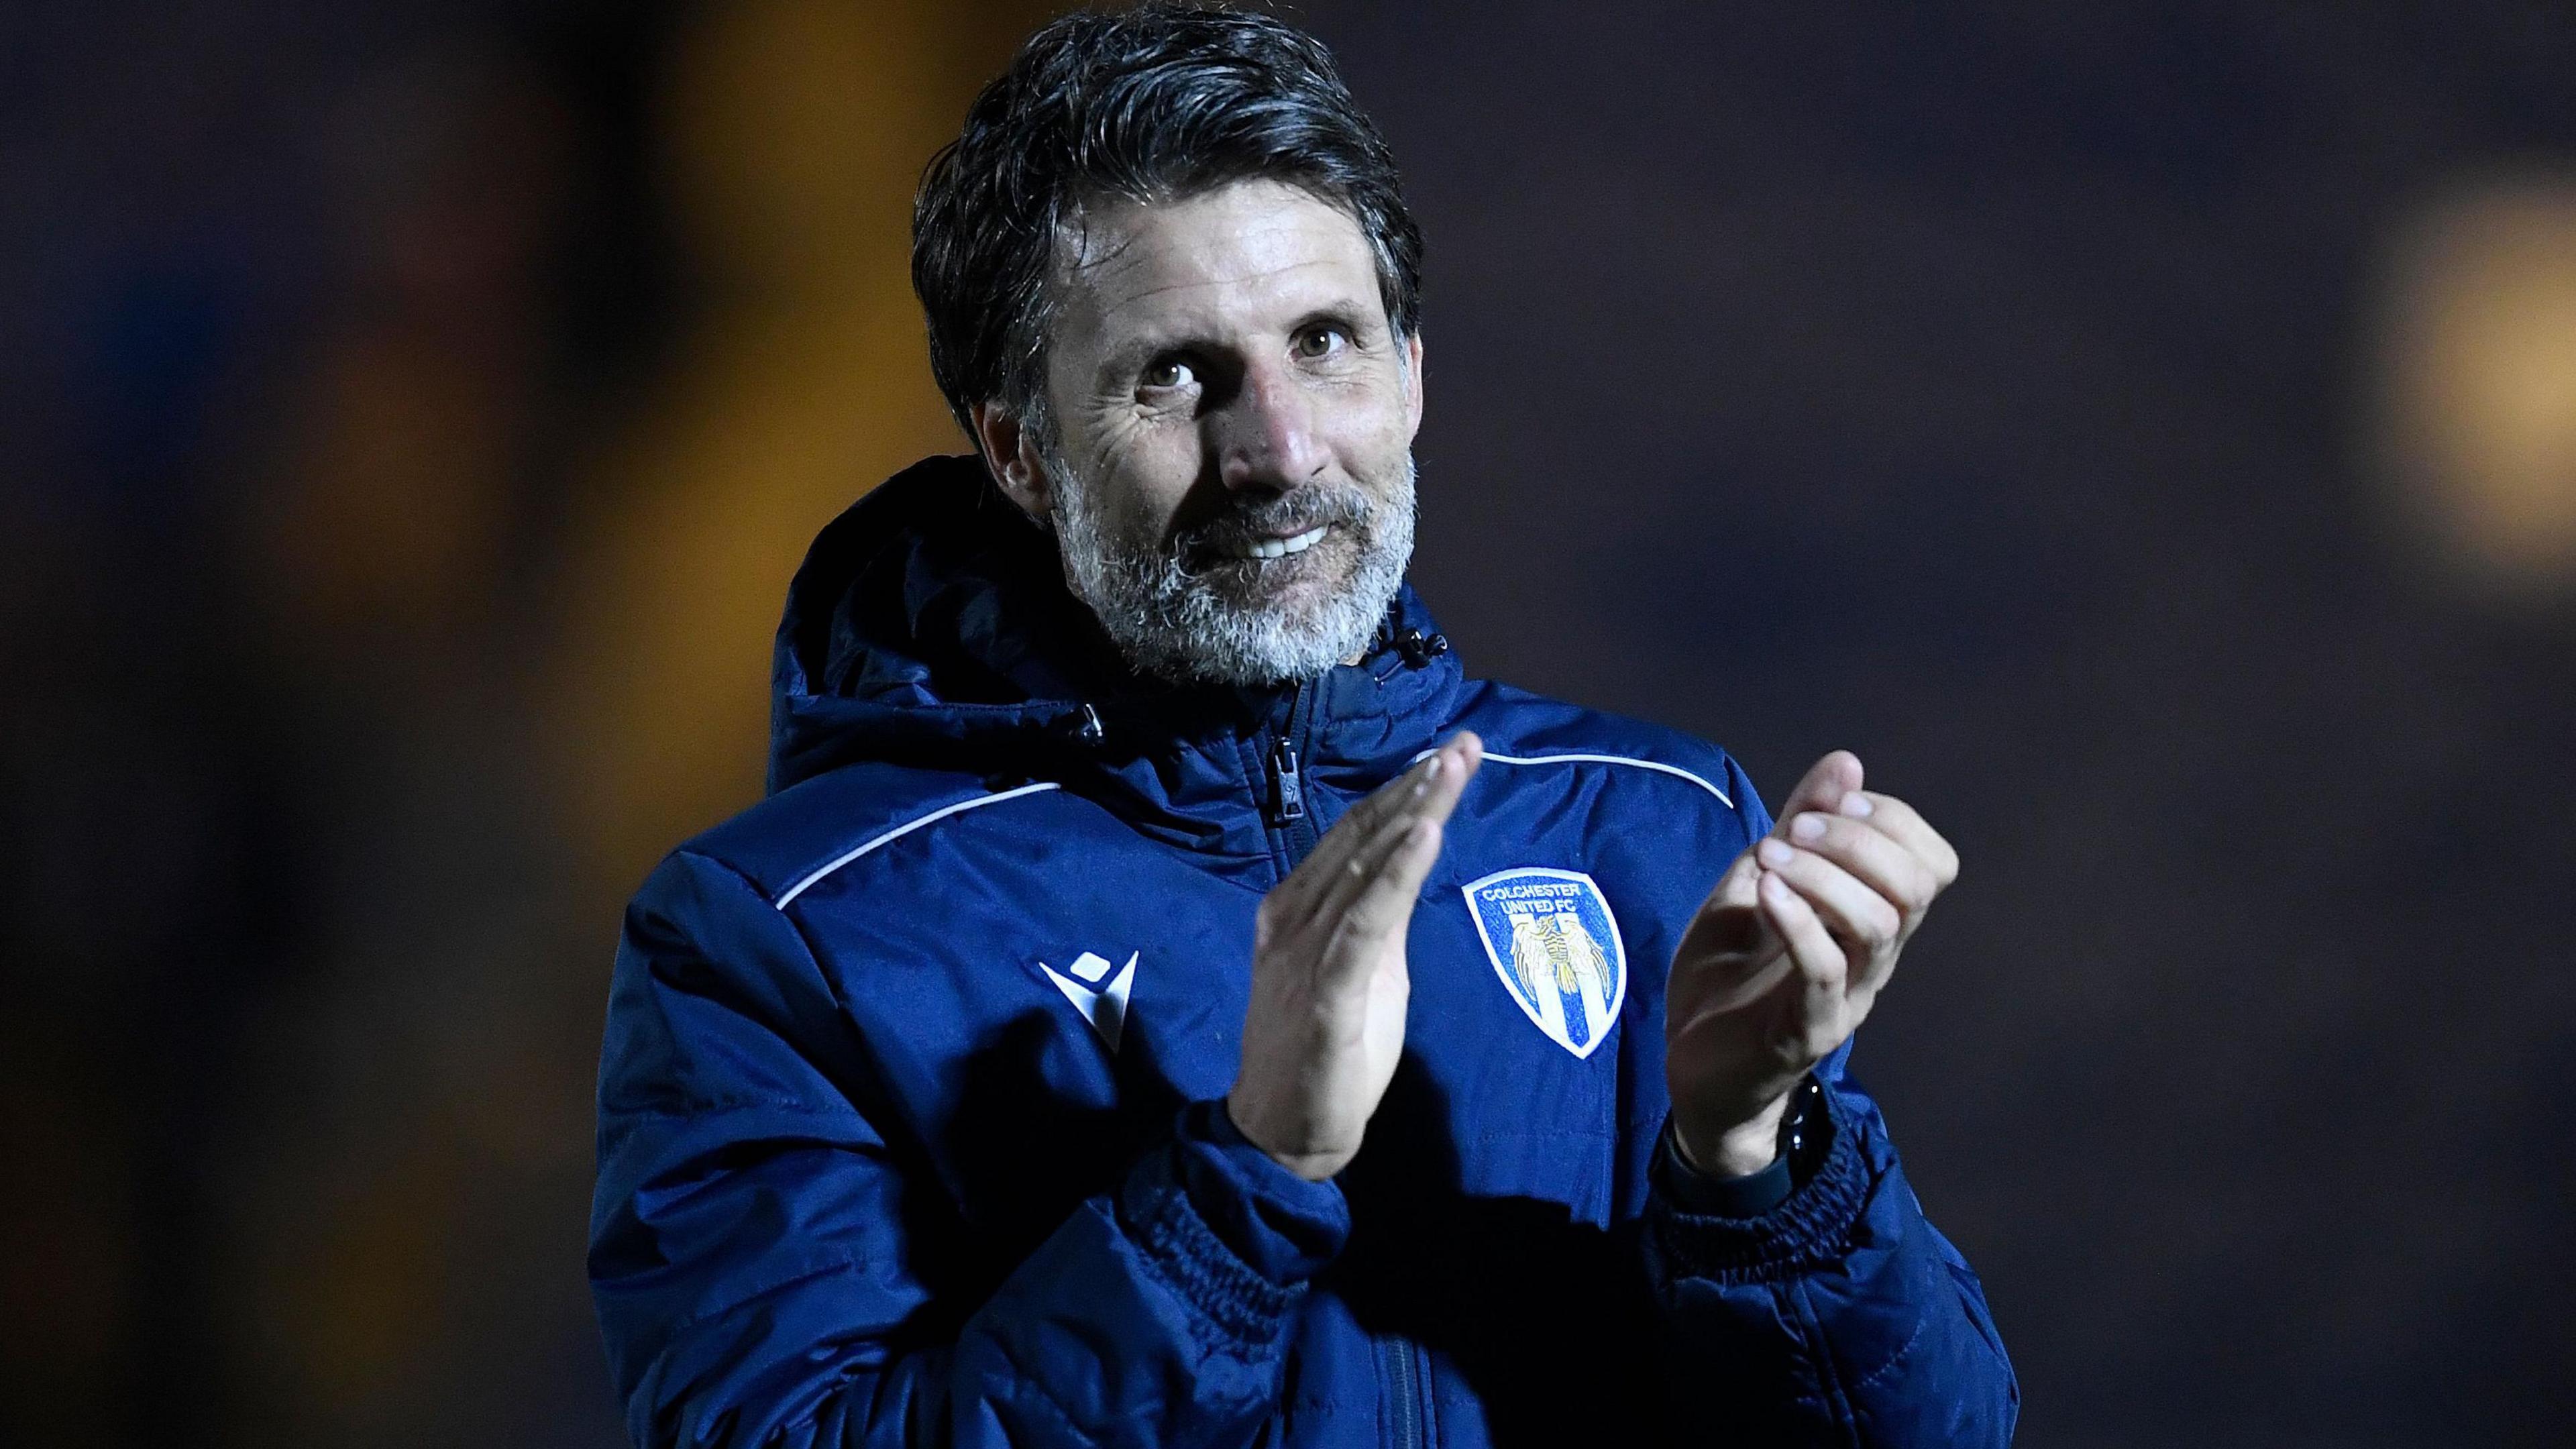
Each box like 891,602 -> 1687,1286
1292,325 -> 1348,360
1140,357 -> 1196,392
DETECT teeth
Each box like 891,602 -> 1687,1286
1235,525 -> 1328,560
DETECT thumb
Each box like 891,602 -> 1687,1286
1769,750 -> 1864,839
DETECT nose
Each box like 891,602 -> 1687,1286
1211,356 -> 1328,494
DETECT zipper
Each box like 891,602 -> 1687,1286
1265,680 -> 1322,864
1378,1334 -> 1426,1449
1264,676 -> 1425,1442
1269,737 -> 1305,824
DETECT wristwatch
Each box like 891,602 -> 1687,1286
1665,1075 -> 1831,1217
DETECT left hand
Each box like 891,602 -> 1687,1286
1664,751 -> 1960,1177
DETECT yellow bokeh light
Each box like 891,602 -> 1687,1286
550,0 -> 1054,893
2379,175 -> 2576,598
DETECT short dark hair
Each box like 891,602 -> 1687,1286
912,3 -> 1423,439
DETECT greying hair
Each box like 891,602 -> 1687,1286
912,3 -> 1424,442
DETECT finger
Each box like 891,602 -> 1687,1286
1757,869 -> 1847,1051
1753,838 -> 1901,950
1676,847 -> 1773,963
1311,775 -> 1453,926
1835,791 -> 1960,887
1776,812 -> 1943,924
1324,749 -> 1443,861
1409,730 -> 1483,832
1769,750 -> 1863,841
1713,843 -> 1762,909
1309,732 -> 1482,925
1333,816 -> 1446,964
1338,731 -> 1482,847
1271,739 -> 1458,922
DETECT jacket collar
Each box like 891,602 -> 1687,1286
769,455 -> 1466,824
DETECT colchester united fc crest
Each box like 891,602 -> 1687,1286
1462,867 -> 1627,1059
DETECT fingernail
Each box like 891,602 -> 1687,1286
1760,869 -> 1790,897
1424,754 -> 1445,782
1790,814 -> 1827,843
1758,839 -> 1795,868
1839,792 -> 1874,819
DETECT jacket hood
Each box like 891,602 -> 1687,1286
768,453 -> 1462,796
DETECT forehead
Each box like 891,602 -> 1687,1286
1049,178 -> 1381,347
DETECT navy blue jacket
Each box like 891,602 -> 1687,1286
589,455 -> 2017,1447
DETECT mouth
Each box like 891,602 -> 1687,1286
1223,524 -> 1331,561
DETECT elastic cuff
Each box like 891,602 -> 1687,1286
1646,1087 -> 1870,1285
1116,1102 -> 1350,1347
1177,1099 -> 1350,1283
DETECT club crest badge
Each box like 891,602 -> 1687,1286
1462,867 -> 1627,1059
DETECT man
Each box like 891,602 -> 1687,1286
588,7 -> 2017,1446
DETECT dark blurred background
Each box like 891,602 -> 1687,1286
5,3 -> 2571,1445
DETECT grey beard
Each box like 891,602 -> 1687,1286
1044,452 -> 1417,687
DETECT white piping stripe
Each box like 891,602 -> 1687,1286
1410,748 -> 1733,808
772,782 -> 1061,909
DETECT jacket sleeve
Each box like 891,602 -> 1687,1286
1640,1043 -> 2019,1444
588,849 -> 1350,1449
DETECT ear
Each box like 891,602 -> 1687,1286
1400,329 -> 1426,443
971,401 -> 1053,521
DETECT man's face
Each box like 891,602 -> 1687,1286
981,178 -> 1426,686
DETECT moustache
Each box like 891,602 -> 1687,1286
1172,485 -> 1377,567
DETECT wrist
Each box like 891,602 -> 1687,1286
1672,1090 -> 1791,1179
1224,1089 -> 1353,1182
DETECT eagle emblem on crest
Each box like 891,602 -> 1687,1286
1462,867 -> 1627,1059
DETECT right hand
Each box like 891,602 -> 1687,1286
1226,731 -> 1483,1180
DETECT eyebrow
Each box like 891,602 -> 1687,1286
1094,300 -> 1385,378
1095,331 -> 1193,381
1291,303 -> 1381,340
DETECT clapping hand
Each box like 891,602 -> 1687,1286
1228,732 -> 1484,1180
1664,751 -> 1959,1177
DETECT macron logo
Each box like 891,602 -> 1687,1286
1039,950 -> 1138,1051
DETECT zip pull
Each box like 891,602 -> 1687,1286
1269,739 -> 1307,823
1050,702 -> 1105,748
